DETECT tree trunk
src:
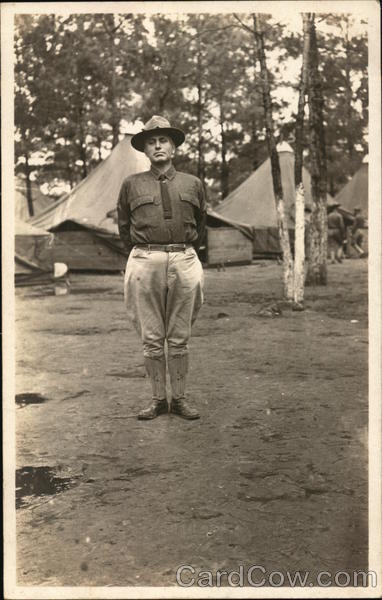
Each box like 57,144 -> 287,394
196,34 -> 205,186
295,14 -> 311,187
110,38 -> 119,147
24,153 -> 34,217
158,79 -> 171,114
97,135 -> 103,163
79,142 -> 88,179
344,17 -> 354,162
293,13 -> 311,304
293,183 -> 305,303
66,156 -> 76,189
78,115 -> 88,179
219,98 -> 229,199
103,15 -> 120,147
251,41 -> 259,170
306,15 -> 328,286
197,91 -> 205,185
251,115 -> 259,170
253,14 -> 293,300
329,174 -> 335,196
72,48 -> 88,180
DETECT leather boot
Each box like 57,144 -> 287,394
168,354 -> 200,420
138,356 -> 168,420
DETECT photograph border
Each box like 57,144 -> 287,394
2,2 -> 381,598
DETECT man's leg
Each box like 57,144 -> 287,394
166,248 -> 204,419
140,355 -> 167,419
328,234 -> 336,264
124,248 -> 168,419
335,243 -> 343,263
352,232 -> 365,256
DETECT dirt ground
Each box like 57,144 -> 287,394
14,258 -> 368,588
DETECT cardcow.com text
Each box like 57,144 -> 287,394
176,565 -> 377,588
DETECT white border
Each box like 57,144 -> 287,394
367,0 -> 382,591
2,1 -> 381,598
2,3 -> 17,598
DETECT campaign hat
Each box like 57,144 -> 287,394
131,115 -> 185,152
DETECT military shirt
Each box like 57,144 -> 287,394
352,214 -> 365,232
117,164 -> 207,253
328,210 -> 345,238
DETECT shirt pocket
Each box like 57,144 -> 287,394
130,195 -> 160,228
180,192 -> 199,224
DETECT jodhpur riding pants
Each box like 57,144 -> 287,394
124,246 -> 204,359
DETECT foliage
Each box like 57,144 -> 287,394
14,12 -> 368,205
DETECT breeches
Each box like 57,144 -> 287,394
351,230 -> 363,246
124,246 -> 204,358
328,228 -> 342,250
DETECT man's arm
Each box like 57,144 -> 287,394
117,181 -> 133,255
338,213 -> 346,239
194,180 -> 207,252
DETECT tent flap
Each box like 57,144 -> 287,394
334,162 -> 368,219
253,228 -> 281,254
214,147 -> 334,254
30,135 -> 150,232
15,179 -> 55,222
27,135 -> 150,270
15,221 -> 55,285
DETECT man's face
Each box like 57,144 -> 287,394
144,134 -> 174,165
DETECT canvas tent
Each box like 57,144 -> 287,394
334,155 -> 368,256
31,134 -> 252,270
30,135 -> 151,270
334,155 -> 368,218
15,178 -> 55,222
214,143 -> 333,255
15,219 -> 55,286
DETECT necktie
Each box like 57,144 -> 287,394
159,174 -> 172,220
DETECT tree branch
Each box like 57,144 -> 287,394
233,14 -> 255,36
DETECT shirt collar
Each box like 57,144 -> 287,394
150,164 -> 176,181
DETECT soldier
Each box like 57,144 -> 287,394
350,207 -> 366,257
327,202 -> 346,264
117,116 -> 206,420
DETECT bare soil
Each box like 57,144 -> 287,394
15,259 -> 368,587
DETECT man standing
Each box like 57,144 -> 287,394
350,207 -> 366,257
327,202 -> 346,264
117,116 -> 206,420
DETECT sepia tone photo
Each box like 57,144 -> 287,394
2,1 -> 381,598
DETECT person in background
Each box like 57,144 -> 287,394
117,116 -> 206,421
350,207 -> 366,257
327,202 -> 346,264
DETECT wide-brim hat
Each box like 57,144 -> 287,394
131,115 -> 185,152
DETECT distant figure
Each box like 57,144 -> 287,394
350,207 -> 366,257
327,203 -> 346,264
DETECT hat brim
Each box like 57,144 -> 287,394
131,127 -> 185,152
